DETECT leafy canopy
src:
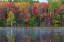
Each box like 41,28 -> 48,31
48,0 -> 60,12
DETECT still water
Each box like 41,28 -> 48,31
0,28 -> 64,42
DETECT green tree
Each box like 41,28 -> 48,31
29,17 -> 36,27
20,0 -> 33,5
0,19 -> 4,27
20,0 -> 33,2
53,14 -> 60,26
48,0 -> 60,27
48,0 -> 60,12
13,0 -> 19,2
61,0 -> 64,4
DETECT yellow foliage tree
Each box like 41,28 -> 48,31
7,11 -> 16,27
33,2 -> 40,7
14,2 -> 30,11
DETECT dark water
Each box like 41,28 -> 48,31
0,28 -> 64,42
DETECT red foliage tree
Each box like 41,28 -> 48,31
55,5 -> 64,26
5,2 -> 13,8
23,9 -> 31,26
32,6 -> 38,13
0,2 -> 6,9
5,2 -> 17,12
40,2 -> 50,8
56,5 -> 64,14
32,6 -> 39,17
0,9 -> 5,19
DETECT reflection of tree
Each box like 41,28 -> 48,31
53,32 -> 62,42
0,30 -> 8,42
30,30 -> 36,42
24,34 -> 31,42
15,32 -> 23,42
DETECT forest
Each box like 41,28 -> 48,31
0,0 -> 64,42
0,0 -> 64,27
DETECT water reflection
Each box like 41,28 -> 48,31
0,29 -> 64,42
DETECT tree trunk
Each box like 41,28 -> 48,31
11,21 -> 12,27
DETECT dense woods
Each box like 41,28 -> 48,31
0,0 -> 64,42
0,0 -> 64,27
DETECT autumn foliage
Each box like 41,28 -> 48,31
0,1 -> 64,27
